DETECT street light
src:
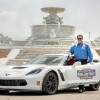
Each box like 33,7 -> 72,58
89,32 -> 91,42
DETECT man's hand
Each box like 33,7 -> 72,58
69,55 -> 73,59
90,62 -> 94,65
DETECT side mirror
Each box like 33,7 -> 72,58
73,61 -> 81,67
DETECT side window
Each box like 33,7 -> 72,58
64,60 -> 68,65
64,58 -> 75,66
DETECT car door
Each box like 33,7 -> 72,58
64,62 -> 97,86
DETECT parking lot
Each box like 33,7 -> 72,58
0,88 -> 100,100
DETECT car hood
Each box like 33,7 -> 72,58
0,64 -> 48,78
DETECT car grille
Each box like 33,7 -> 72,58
0,79 -> 27,86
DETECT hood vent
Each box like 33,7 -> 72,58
12,67 -> 28,69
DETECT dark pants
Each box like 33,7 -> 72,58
75,59 -> 87,65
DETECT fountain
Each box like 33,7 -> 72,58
30,7 -> 75,46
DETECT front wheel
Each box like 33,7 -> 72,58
42,72 -> 58,95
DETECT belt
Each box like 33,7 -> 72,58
75,59 -> 87,61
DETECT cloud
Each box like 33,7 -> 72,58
0,10 -> 17,18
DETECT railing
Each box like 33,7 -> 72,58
0,45 -> 100,51
0,45 -> 71,49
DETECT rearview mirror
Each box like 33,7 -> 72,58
73,61 -> 81,67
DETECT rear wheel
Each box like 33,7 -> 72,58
85,82 -> 100,91
42,72 -> 58,95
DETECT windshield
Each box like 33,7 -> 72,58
27,55 -> 65,65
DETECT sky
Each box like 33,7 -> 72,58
0,0 -> 100,41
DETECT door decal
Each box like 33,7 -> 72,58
77,68 -> 96,79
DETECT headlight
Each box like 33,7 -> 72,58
26,67 -> 45,75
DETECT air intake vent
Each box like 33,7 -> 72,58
0,79 -> 27,86
12,67 -> 28,69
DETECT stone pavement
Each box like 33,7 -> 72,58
0,88 -> 100,100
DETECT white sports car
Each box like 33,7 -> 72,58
0,52 -> 100,95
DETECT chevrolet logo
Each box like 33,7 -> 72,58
5,74 -> 10,76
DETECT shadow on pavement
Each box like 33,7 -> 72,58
0,88 -> 95,96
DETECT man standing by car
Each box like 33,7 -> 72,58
68,34 -> 94,65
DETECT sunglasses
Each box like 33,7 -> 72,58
77,38 -> 82,40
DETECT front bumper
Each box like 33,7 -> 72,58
0,75 -> 43,91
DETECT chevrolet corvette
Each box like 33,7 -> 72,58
0,52 -> 100,95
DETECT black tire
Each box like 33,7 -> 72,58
79,85 -> 85,93
85,82 -> 100,91
85,87 -> 91,91
0,90 -> 9,94
42,72 -> 58,95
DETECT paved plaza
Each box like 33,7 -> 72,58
0,88 -> 100,100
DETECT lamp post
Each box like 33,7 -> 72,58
89,32 -> 91,42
